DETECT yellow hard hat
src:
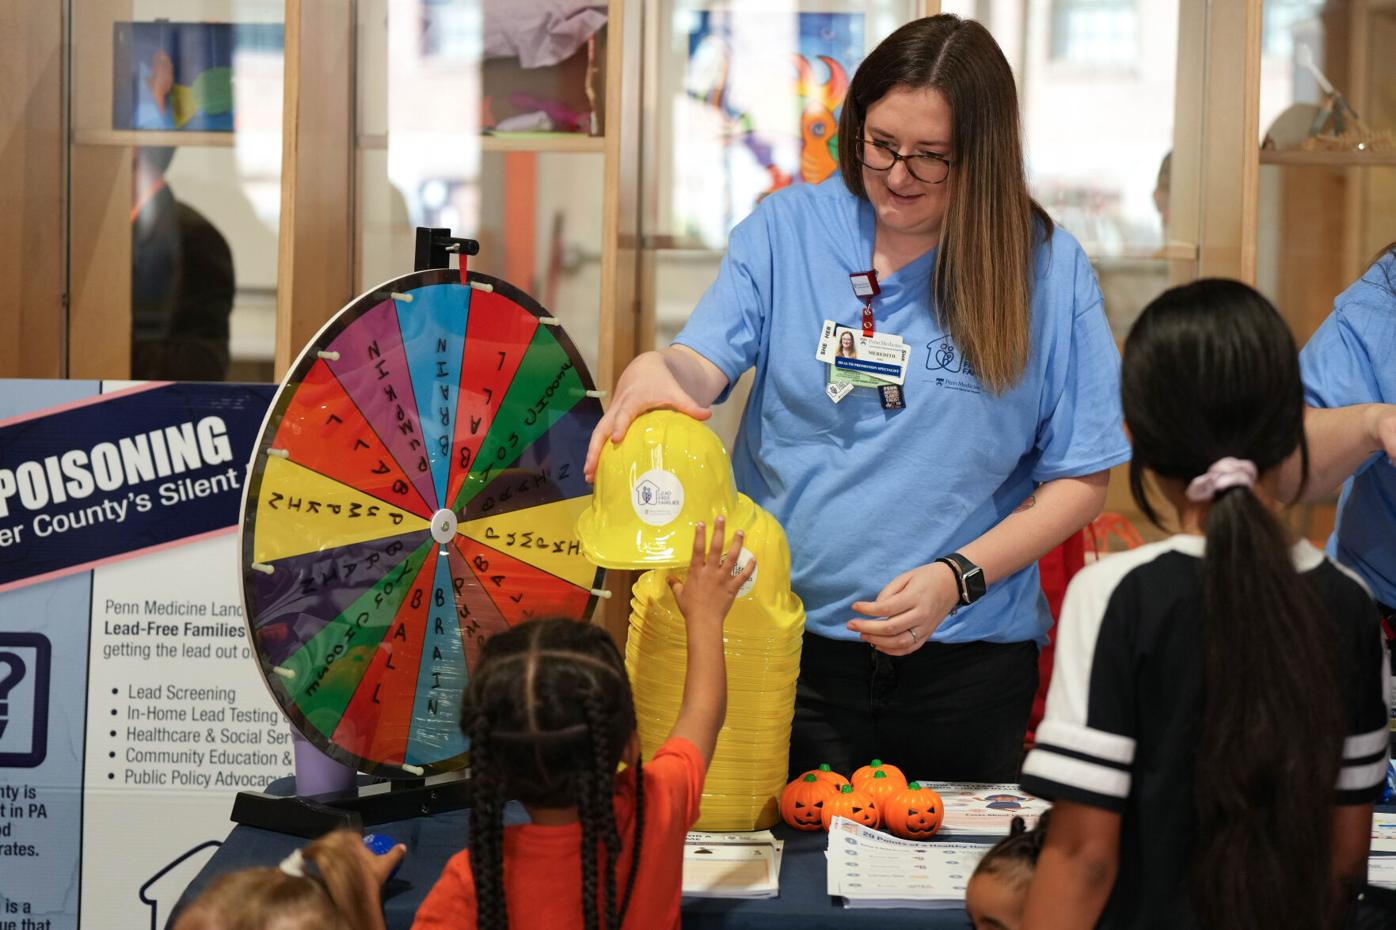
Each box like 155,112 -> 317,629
630,499 -> 805,635
577,410 -> 756,569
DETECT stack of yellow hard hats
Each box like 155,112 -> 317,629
578,411 -> 805,830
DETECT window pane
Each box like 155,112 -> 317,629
1050,0 -> 1139,67
642,1 -> 921,446
70,1 -> 285,382
356,0 -> 606,378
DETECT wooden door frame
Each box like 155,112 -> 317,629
1,0 -> 67,378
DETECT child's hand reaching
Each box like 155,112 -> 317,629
668,516 -> 755,628
665,516 -> 753,765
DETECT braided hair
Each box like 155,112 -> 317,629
461,619 -> 646,930
972,811 -> 1052,890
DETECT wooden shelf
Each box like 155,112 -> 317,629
73,129 -> 238,148
480,133 -> 605,153
1259,148 -> 1396,167
1156,242 -> 1200,261
357,132 -> 606,154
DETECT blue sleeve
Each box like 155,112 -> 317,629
1300,286 -> 1392,410
1300,266 -> 1396,479
672,209 -> 774,402
1031,246 -> 1131,483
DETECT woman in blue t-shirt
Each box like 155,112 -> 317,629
585,15 -> 1131,781
1300,245 -> 1396,627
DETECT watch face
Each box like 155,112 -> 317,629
962,566 -> 986,601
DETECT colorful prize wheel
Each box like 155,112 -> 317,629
239,267 -> 605,778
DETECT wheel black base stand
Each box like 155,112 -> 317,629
230,773 -> 472,838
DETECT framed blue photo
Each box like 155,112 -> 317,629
112,21 -> 284,132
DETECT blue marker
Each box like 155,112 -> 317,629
363,833 -> 404,879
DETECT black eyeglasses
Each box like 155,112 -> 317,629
854,135 -> 954,185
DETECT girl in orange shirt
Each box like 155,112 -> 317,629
413,517 -> 753,930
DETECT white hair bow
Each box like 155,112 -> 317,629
278,848 -> 307,878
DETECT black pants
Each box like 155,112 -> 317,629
789,632 -> 1039,783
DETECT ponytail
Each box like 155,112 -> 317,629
973,810 -> 1053,889
1191,482 -> 1341,930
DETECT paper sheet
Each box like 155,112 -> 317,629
682,831 -> 783,898
917,782 -> 1050,836
826,816 -> 989,908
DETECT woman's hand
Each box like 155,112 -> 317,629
584,348 -> 725,482
846,561 -> 961,655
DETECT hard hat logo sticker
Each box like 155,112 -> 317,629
632,469 -> 685,527
732,546 -> 757,598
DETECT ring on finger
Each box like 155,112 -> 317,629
907,627 -> 918,645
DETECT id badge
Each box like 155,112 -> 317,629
816,320 -> 910,385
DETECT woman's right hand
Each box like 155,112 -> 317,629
584,349 -> 715,482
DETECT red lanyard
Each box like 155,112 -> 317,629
850,270 -> 880,336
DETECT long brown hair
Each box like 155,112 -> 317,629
837,15 -> 1051,394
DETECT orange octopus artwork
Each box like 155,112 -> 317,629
794,54 -> 850,184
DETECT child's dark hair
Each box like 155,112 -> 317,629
973,811 -> 1051,889
461,618 -> 644,930
1122,279 -> 1342,930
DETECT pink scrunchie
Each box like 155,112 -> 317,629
1185,457 -> 1258,502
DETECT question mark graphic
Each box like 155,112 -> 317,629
0,652 -> 26,741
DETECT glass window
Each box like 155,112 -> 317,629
356,0 -> 607,378
641,1 -> 921,445
69,1 -> 285,382
1255,0 -> 1396,345
1049,0 -> 1139,69
949,1 -> 1185,341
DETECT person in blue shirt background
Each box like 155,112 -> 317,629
1301,247 -> 1396,626
585,15 -> 1130,781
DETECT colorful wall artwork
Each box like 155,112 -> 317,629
112,22 -> 284,132
672,10 -> 865,240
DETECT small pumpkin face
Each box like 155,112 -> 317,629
798,763 -> 850,790
821,783 -> 881,830
851,758 -> 907,791
883,782 -> 944,840
780,774 -> 836,831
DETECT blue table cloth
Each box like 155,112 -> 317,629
175,778 -> 978,928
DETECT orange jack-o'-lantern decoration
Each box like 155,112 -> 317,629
798,763 -> 849,790
862,769 -> 904,807
883,782 -> 944,840
820,783 -> 881,830
780,774 -> 837,831
851,759 -> 906,791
